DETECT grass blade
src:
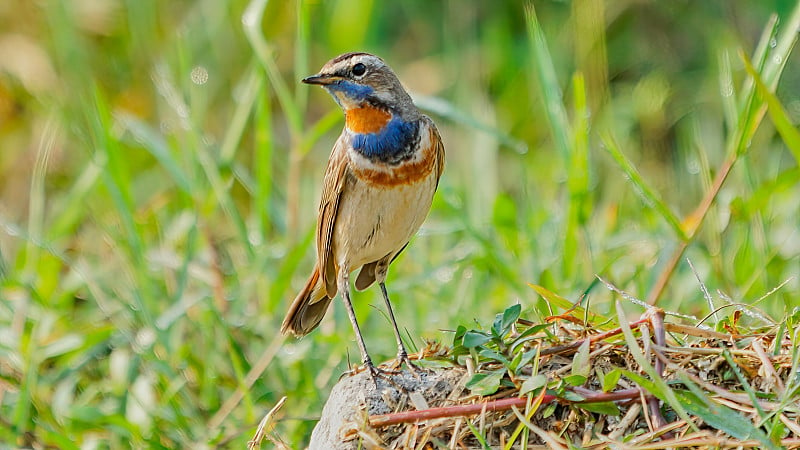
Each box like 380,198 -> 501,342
741,51 -> 800,165
525,4 -> 571,160
675,378 -> 777,449
601,133 -> 688,241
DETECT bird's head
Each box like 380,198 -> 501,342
303,52 -> 415,115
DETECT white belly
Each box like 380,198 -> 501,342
332,173 -> 437,271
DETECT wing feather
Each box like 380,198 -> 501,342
317,134 -> 351,297
429,118 -> 446,190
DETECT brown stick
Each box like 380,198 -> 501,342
571,387 -> 646,403
369,387 -> 650,428
369,396 -> 539,427
646,156 -> 736,305
540,316 -> 650,356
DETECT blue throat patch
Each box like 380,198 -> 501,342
326,80 -> 373,103
351,117 -> 419,163
324,80 -> 420,163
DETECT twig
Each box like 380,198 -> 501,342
649,308 -> 666,377
369,397 -> 546,428
751,338 -> 785,395
247,396 -> 287,450
639,324 -> 668,431
571,387 -> 646,403
540,317 -> 651,356
652,343 -> 761,358
607,403 -> 642,440
370,386 -> 654,428
646,156 -> 736,305
663,323 -> 732,339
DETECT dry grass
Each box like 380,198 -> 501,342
330,296 -> 800,449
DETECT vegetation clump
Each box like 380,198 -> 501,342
338,298 -> 800,449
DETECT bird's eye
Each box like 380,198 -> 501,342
352,63 -> 367,77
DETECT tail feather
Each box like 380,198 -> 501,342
281,265 -> 334,336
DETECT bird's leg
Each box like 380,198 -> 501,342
338,271 -> 382,383
379,282 -> 425,373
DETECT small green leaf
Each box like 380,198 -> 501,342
508,349 -> 523,374
602,369 -> 622,393
491,315 -> 504,337
478,348 -> 510,366
580,401 -> 620,415
562,390 -> 585,401
500,378 -> 517,389
449,345 -> 469,359
562,374 -> 587,386
542,402 -> 557,419
520,374 -> 547,395
571,338 -> 590,378
500,304 -> 521,333
767,417 -> 786,442
466,370 -> 505,396
453,325 -> 467,346
516,349 -> 539,372
621,371 -> 661,398
463,331 -> 492,348
511,323 -> 550,347
491,305 -> 520,338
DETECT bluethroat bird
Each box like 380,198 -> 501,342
281,52 -> 445,376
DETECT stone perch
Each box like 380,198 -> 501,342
309,367 -> 466,449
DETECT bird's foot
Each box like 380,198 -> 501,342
389,351 -> 429,376
344,359 -> 393,387
345,354 -> 428,386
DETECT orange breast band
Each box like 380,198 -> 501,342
346,105 -> 392,134
352,129 -> 440,187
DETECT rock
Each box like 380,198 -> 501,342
309,367 -> 466,449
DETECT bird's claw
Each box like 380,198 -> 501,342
389,352 -> 429,376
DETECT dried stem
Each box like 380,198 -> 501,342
369,388 -> 651,428
646,156 -> 736,305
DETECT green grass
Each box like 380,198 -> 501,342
1,0 -> 798,447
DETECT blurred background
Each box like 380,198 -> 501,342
1,0 -> 798,447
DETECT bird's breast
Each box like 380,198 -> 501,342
349,122 -> 440,188
346,108 -> 419,163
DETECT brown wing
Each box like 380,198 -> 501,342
429,118 -> 446,190
317,134 -> 351,298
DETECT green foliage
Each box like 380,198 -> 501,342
0,0 -> 799,447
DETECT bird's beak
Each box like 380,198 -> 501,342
301,74 -> 341,85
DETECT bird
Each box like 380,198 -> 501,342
280,52 -> 445,377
